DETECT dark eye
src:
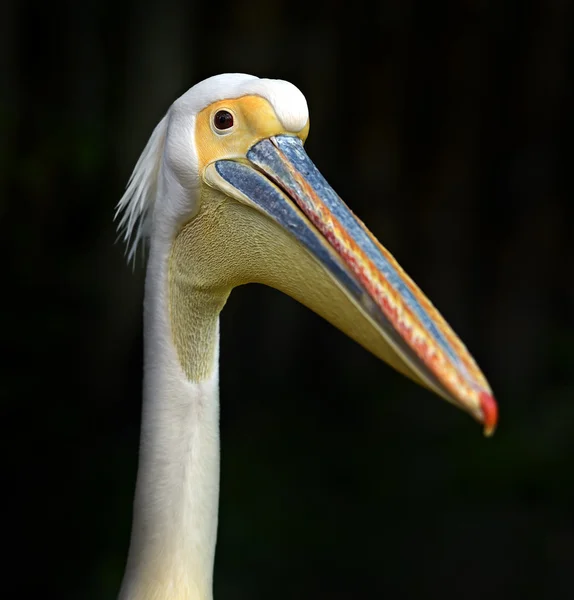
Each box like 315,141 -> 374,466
213,110 -> 234,131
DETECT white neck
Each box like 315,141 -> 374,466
119,238 -> 220,600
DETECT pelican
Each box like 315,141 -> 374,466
115,73 -> 498,600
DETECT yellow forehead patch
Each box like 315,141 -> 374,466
194,95 -> 309,172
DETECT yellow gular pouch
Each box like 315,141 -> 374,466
169,95 -> 310,383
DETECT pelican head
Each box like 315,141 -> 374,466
117,72 -> 497,435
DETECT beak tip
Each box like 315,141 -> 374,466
479,390 -> 498,437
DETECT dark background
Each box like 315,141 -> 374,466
4,0 -> 573,598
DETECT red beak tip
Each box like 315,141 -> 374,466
479,391 -> 498,437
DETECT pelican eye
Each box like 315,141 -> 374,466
213,110 -> 234,131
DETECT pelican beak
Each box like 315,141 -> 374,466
204,134 -> 498,435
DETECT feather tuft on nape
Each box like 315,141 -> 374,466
115,114 -> 168,264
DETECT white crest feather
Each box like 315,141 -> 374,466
115,114 -> 169,263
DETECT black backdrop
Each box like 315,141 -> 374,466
4,0 -> 573,598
